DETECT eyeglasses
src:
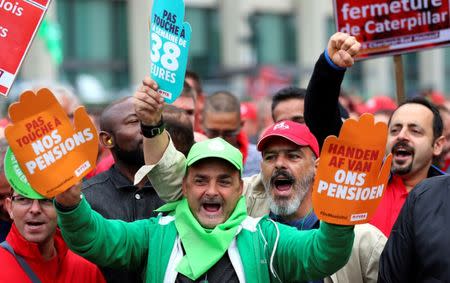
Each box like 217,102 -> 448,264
11,196 -> 54,208
203,127 -> 241,138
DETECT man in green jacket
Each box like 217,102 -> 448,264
55,137 -> 354,283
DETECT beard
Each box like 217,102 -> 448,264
263,168 -> 315,217
113,145 -> 145,167
390,141 -> 414,175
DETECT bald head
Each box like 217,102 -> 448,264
203,91 -> 240,118
100,96 -> 133,133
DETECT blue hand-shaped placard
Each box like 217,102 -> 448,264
150,0 -> 192,104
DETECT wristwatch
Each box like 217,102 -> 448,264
140,118 -> 165,138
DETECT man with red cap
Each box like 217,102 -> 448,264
133,78 -> 385,282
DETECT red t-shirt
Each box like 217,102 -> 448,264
370,175 -> 409,236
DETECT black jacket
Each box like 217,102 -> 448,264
378,175 -> 450,282
82,165 -> 164,283
304,52 -> 346,148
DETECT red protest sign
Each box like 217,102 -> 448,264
333,0 -> 450,59
0,0 -> 51,96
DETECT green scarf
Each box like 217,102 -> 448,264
157,197 -> 247,280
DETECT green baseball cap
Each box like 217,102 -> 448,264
4,147 -> 45,199
186,137 -> 243,173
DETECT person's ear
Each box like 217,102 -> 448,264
432,135 -> 445,156
236,178 -> 244,196
100,131 -> 114,148
314,157 -> 320,175
5,196 -> 13,220
182,176 -> 188,197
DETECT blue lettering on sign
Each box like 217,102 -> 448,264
150,0 -> 192,104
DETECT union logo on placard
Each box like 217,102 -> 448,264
158,89 -> 172,99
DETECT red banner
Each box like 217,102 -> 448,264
0,0 -> 50,96
334,0 -> 450,58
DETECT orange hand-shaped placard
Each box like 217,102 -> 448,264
5,88 -> 98,197
312,114 -> 392,225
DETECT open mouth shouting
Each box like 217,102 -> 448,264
200,199 -> 223,217
392,142 -> 414,165
24,220 -> 46,233
271,171 -> 295,197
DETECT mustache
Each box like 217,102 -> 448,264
200,196 -> 223,204
391,140 -> 414,154
270,169 -> 295,184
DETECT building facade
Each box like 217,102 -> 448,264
19,0 -> 450,103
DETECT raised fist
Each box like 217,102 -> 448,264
327,32 -> 361,68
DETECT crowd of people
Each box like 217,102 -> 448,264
0,32 -> 449,282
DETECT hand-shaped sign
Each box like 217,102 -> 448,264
5,88 -> 98,198
312,114 -> 392,225
150,0 -> 191,104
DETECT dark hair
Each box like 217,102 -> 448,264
163,105 -> 195,157
181,81 -> 196,101
271,87 -> 306,121
391,97 -> 443,141
185,70 -> 202,93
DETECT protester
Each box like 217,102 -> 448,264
55,137 -> 354,283
162,105 -> 195,157
172,82 -> 208,142
133,73 -> 385,283
185,70 -> 205,133
81,96 -> 164,283
0,153 -> 105,282
271,86 -> 306,123
378,173 -> 450,282
303,32 -> 445,236
201,91 -> 261,176
435,105 -> 450,171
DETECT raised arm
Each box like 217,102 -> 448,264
304,32 -> 360,148
55,185 -> 151,270
133,77 -> 185,202
266,221 -> 355,281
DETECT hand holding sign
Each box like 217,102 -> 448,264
134,76 -> 164,126
150,0 -> 191,103
312,113 -> 392,225
5,88 -> 98,197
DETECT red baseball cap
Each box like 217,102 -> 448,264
240,102 -> 257,120
257,120 -> 320,157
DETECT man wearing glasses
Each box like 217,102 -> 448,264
0,150 -> 105,283
201,91 -> 261,176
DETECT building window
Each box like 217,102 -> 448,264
57,0 -> 128,100
184,7 -> 220,78
249,13 -> 297,65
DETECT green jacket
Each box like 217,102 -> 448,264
57,198 -> 354,283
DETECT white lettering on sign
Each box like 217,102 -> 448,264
317,180 -> 384,200
25,128 -> 94,174
0,0 -> 24,17
351,213 -> 368,221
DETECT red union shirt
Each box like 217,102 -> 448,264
370,175 -> 409,236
